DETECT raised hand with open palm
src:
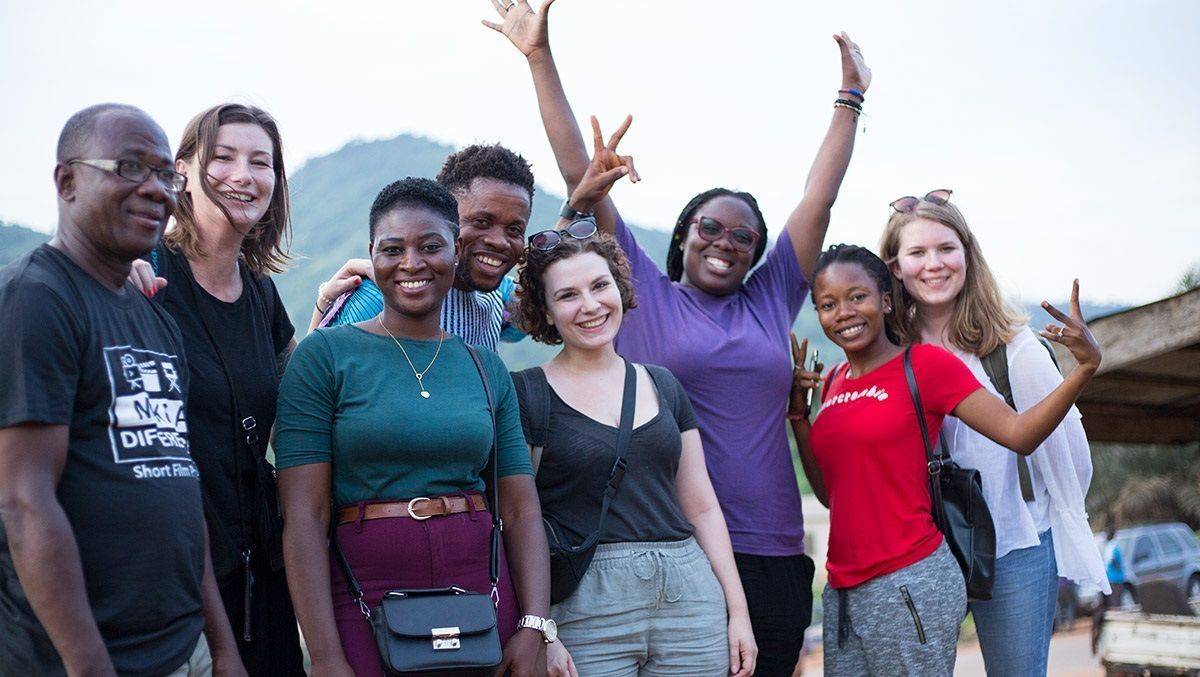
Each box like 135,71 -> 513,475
482,0 -> 555,57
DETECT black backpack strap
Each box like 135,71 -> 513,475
512,368 -> 552,447
980,343 -> 1036,503
903,347 -> 948,533
553,360 -> 637,553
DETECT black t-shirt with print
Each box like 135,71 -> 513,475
0,245 -> 206,676
151,244 -> 294,579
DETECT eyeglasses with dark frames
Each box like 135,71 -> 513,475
528,216 -> 598,251
69,158 -> 188,194
692,216 -> 761,253
889,189 -> 953,213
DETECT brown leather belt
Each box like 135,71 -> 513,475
336,494 -> 488,525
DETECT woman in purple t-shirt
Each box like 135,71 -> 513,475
484,3 -> 870,672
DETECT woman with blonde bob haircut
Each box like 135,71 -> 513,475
129,102 -> 304,674
879,190 -> 1108,676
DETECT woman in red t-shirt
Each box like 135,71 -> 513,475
788,244 -> 1101,676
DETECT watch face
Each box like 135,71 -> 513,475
543,618 -> 558,642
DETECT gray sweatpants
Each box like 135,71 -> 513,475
822,540 -> 967,676
551,537 -> 728,676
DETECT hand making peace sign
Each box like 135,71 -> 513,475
788,333 -> 825,420
566,115 -> 639,215
1039,279 -> 1102,373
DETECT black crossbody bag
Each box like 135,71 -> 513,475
331,343 -> 503,675
516,361 -> 636,604
902,347 -> 997,601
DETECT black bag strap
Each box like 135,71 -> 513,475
902,347 -> 949,533
464,344 -> 503,599
552,360 -> 637,553
820,362 -> 850,405
979,338 -> 1057,503
511,368 -> 552,446
171,249 -> 274,544
332,341 -> 502,617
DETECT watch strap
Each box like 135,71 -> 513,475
559,200 -> 592,221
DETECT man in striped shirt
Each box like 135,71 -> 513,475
308,144 -> 533,350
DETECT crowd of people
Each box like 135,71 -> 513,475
0,2 -> 1111,676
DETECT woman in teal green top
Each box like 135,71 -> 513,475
275,178 -> 551,677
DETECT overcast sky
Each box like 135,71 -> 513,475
2,0 -> 1197,304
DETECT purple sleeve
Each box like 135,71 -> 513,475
614,211 -> 669,292
743,230 -> 810,322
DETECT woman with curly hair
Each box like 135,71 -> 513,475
485,3 -> 869,669
511,176 -> 755,674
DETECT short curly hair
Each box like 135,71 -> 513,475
436,143 -> 535,201
369,177 -> 459,242
516,233 -> 637,345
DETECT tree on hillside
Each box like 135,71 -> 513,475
1176,261 -> 1200,294
1087,442 -> 1200,531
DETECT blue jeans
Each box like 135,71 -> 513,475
969,530 -> 1057,676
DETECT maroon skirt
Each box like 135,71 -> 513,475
329,496 -> 520,676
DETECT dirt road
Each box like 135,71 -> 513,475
798,626 -> 1103,675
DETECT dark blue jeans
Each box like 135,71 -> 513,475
969,530 -> 1058,676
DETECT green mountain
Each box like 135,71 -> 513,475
0,221 -> 50,266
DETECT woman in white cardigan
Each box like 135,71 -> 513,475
879,190 -> 1108,677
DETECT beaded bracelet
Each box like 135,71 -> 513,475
834,97 -> 863,111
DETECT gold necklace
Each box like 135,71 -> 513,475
377,317 -> 445,399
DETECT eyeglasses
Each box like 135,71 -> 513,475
528,216 -> 598,251
693,216 -> 761,253
69,158 -> 188,194
889,189 -> 953,213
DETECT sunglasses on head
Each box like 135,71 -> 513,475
527,216 -> 598,251
693,216 -> 761,253
889,189 -> 953,213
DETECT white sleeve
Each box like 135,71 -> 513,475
1009,329 -> 1108,590
1008,330 -> 1091,492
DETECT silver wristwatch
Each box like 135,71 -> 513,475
516,614 -> 559,644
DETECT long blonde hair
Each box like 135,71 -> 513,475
165,103 -> 292,275
879,200 -> 1025,356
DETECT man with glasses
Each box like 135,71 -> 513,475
0,103 -> 244,676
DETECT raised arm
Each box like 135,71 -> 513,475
483,0 -> 632,235
784,32 -> 871,281
0,424 -> 116,676
953,281 -> 1101,455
